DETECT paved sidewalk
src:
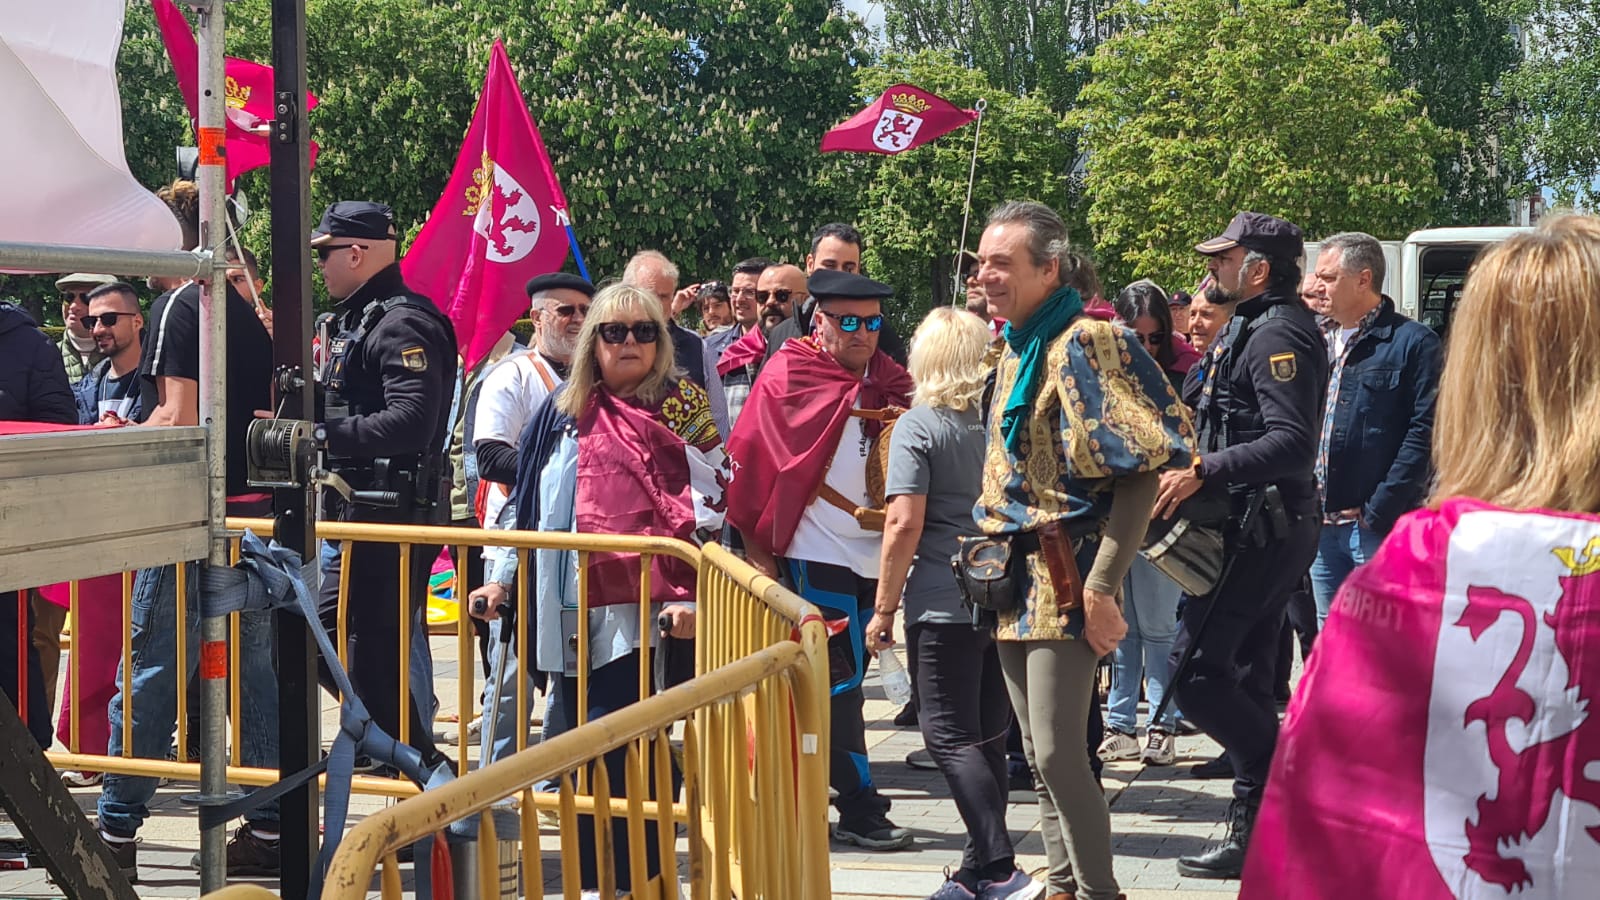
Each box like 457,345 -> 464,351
0,633 -> 1246,899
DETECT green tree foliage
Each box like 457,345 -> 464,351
826,50 -> 1073,330
1071,0 -> 1448,289
1497,0 -> 1600,207
1351,0 -> 1520,223
879,0 -> 1115,114
111,0 -> 863,294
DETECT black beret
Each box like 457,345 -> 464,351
1196,211 -> 1304,261
310,201 -> 398,245
525,272 -> 596,298
808,268 -> 894,303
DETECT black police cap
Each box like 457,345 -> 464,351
808,268 -> 894,303
311,201 -> 398,246
525,272 -> 596,299
1195,211 -> 1304,261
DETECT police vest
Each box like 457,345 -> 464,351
1195,301 -> 1292,453
323,294 -> 453,424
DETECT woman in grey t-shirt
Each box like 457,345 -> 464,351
867,308 -> 1039,899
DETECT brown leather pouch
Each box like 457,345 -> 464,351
1035,520 -> 1085,611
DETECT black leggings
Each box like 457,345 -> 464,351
913,622 -> 1014,872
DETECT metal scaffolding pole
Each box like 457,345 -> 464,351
270,1 -> 320,896
194,0 -> 232,890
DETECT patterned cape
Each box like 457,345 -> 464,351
975,317 -> 1196,640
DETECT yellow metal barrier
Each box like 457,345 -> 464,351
37,516 -> 830,897
318,643 -> 829,900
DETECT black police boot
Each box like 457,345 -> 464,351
1177,796 -> 1256,879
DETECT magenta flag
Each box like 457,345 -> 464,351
820,83 -> 978,155
402,41 -> 571,371
150,0 -> 319,190
1243,498 -> 1600,900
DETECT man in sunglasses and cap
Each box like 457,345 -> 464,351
1151,211 -> 1329,880
725,268 -> 916,850
311,200 -> 457,774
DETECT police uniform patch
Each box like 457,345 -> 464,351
1269,352 -> 1297,382
400,346 -> 428,372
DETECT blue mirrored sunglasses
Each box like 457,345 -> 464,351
819,310 -> 884,333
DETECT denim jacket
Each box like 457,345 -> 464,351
1321,298 -> 1442,534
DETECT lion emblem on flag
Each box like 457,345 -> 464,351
1425,514 -> 1600,897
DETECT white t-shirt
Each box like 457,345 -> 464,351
473,350 -> 564,529
786,400 -> 882,579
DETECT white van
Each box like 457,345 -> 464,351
1304,226 -> 1530,335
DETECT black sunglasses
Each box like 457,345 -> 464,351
819,310 -> 884,333
61,291 -> 94,304
597,321 -> 661,345
550,303 -> 590,318
1137,331 -> 1168,347
756,289 -> 802,306
81,312 -> 137,328
314,243 -> 367,262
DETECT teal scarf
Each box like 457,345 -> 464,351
1000,286 -> 1084,454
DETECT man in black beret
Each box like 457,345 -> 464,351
1153,211 -> 1330,879
312,200 -> 458,775
725,267 -> 917,851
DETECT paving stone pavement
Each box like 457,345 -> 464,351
0,634 -> 1249,899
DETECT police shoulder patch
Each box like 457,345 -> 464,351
1269,351 -> 1296,382
400,346 -> 429,372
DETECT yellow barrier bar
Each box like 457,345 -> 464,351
175,563 -> 188,761
624,741 -> 647,897
202,886 -> 278,899
516,546 -> 530,754
121,570 -> 132,757
321,645 -> 810,899
380,852 -> 401,898
229,612 -> 241,767
653,728 -> 678,899
456,544 -> 472,775
577,549 -> 590,732
337,540 -> 351,670
683,723 -> 707,900
477,808 -> 497,900
594,752 -> 615,900
559,772 -> 580,900
637,553 -> 651,725
68,579 -> 79,752
228,517 -> 699,565
398,542 -> 411,748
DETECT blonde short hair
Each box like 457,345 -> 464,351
908,307 -> 992,411
1431,214 -> 1600,513
557,283 -> 679,417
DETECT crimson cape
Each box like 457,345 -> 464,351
724,337 -> 911,557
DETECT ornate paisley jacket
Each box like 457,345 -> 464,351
976,317 -> 1196,641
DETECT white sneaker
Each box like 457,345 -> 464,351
61,770 -> 103,788
1096,730 -> 1140,762
439,716 -> 483,746
1141,728 -> 1176,766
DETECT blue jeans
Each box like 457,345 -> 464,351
99,563 -> 280,836
1107,556 -> 1181,734
1309,522 -> 1385,630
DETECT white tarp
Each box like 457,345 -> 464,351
0,2 -> 183,251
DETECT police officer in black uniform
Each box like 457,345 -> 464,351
1151,212 -> 1329,879
312,201 -> 456,770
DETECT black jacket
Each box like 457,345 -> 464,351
1321,297 -> 1442,533
0,303 -> 76,425
322,264 -> 457,462
1194,287 -> 1330,515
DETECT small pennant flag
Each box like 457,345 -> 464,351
821,83 -> 978,155
150,0 -> 319,190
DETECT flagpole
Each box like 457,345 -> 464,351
951,98 -> 987,304
563,223 -> 592,282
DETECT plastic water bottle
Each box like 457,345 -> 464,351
877,647 -> 913,706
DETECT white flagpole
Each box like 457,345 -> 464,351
951,98 -> 988,304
